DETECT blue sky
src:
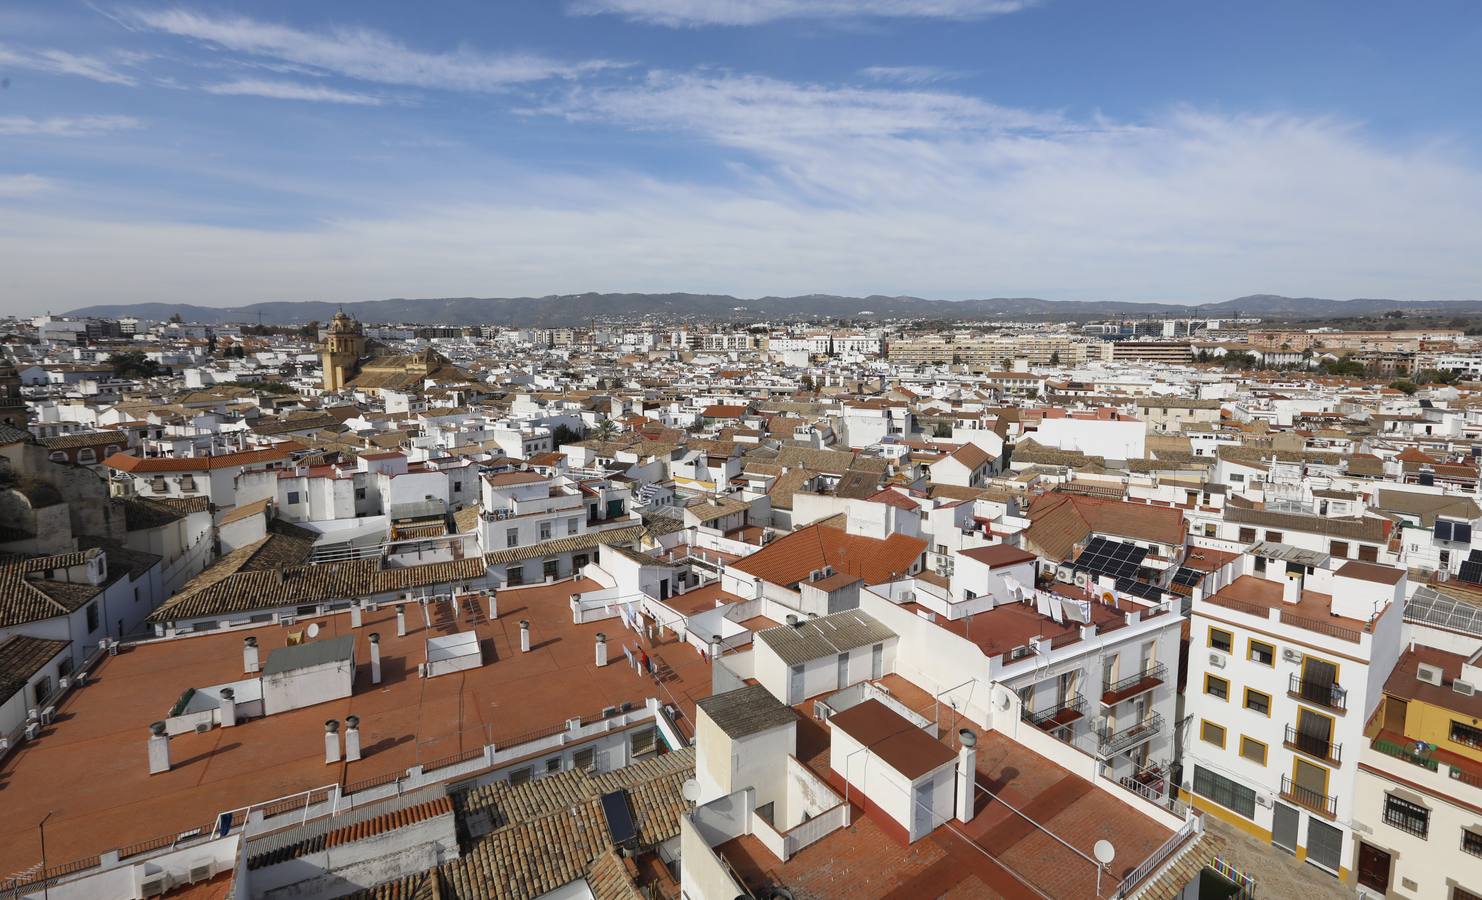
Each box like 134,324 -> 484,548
2,0 -> 1481,312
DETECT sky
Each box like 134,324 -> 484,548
2,1 -> 1481,313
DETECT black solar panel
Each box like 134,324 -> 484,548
1460,560 -> 1482,585
1171,567 -> 1203,588
1115,578 -> 1165,601
1075,537 -> 1148,580
600,789 -> 638,850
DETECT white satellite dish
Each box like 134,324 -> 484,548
681,779 -> 699,803
307,622 -> 320,639
1094,839 -> 1116,866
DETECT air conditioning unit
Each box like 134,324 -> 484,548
188,861 -> 213,884
194,722 -> 210,734
1209,653 -> 1226,669
1282,648 -> 1302,664
1418,663 -> 1444,686
1255,794 -> 1272,808
901,590 -> 916,603
1454,680 -> 1476,696
140,873 -> 170,897
1074,572 -> 1091,589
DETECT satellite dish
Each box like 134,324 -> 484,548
307,623 -> 320,639
681,779 -> 699,803
1094,840 -> 1116,866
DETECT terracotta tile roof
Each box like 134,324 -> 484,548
38,430 -> 127,450
730,522 -> 926,587
0,634 -> 70,705
482,523 -> 646,567
0,549 -> 106,628
1024,493 -> 1185,561
103,446 -> 291,473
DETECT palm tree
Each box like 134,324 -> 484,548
593,420 -> 618,442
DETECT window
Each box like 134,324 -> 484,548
1200,720 -> 1226,748
49,451 -> 67,463
508,766 -> 533,786
631,726 -> 657,757
355,487 -> 366,500
1239,736 -> 1267,765
1244,689 -> 1271,717
1265,530 -> 1283,543
85,603 -> 99,633
1209,627 -> 1233,654
1452,720 -> 1482,750
573,746 -> 596,770
180,475 -> 196,491
1248,640 -> 1275,666
539,523 -> 552,541
1464,828 -> 1482,858
1193,765 -> 1256,818
453,481 -> 463,493
506,528 -> 518,548
1205,674 -> 1229,701
1382,794 -> 1429,838
1253,556 -> 1267,574
1329,540 -> 1349,558
506,566 -> 525,586
287,491 -> 301,505
545,757 -> 562,774
568,517 -> 579,536
1238,527 -> 1256,543
1358,545 -> 1379,562
77,447 -> 95,465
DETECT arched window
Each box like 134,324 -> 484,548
77,447 -> 96,464
49,451 -> 67,463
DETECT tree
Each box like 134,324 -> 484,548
168,313 -> 183,324
1389,380 -> 1419,395
299,320 -> 319,338
1317,358 -> 1366,377
1384,309 -> 1405,319
111,351 -> 165,379
550,424 -> 584,447
593,420 -> 618,442
1048,351 -> 1061,366
799,374 -> 815,393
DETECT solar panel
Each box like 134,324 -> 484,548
1172,567 -> 1203,588
1115,578 -> 1165,601
1459,561 -> 1482,586
1406,587 -> 1482,637
600,790 -> 638,851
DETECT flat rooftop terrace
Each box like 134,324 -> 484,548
721,673 -> 1176,899
0,578 -> 713,880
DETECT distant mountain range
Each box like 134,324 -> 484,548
64,293 -> 1482,327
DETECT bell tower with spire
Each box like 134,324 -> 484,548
320,310 -> 365,393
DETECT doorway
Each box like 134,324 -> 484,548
1356,842 -> 1391,893
1272,802 -> 1299,854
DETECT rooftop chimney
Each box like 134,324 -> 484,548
520,620 -> 531,653
956,729 -> 977,823
1281,576 -> 1302,605
595,632 -> 608,667
489,591 -> 498,620
243,636 -> 260,674
786,614 -> 800,629
148,721 -> 171,775
324,719 -> 341,764
344,715 -> 361,762
219,688 -> 236,728
368,632 -> 382,684
350,600 -> 362,629
396,607 -> 407,638
710,634 -> 722,660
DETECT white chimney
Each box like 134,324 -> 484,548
595,632 -> 608,667
369,632 -> 382,684
709,634 -> 722,660
219,688 -> 236,728
324,720 -> 341,764
344,715 -> 361,762
396,607 -> 407,638
242,636 -> 259,674
956,728 -> 977,822
350,600 -> 362,629
489,591 -> 498,620
1281,577 -> 1301,605
148,721 -> 171,775
570,593 -> 582,623
520,620 -> 531,653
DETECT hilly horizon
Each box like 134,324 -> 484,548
64,292 -> 1482,327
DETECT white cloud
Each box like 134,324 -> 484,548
0,45 -> 139,86
0,115 -> 142,137
569,0 -> 1035,27
539,72 -> 1065,148
203,78 -> 384,106
0,174 -> 52,197
859,65 -> 960,85
123,8 -> 620,91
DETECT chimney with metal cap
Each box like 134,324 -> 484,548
396,607 -> 407,637
369,632 -> 382,684
243,636 -> 259,674
520,620 -> 531,653
595,632 -> 608,667
956,728 -> 977,822
344,715 -> 361,762
325,719 -> 341,764
219,688 -> 236,728
148,721 -> 171,774
709,634 -> 722,660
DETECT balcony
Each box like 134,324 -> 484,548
1288,675 -> 1347,714
1022,693 -> 1086,730
1280,775 -> 1337,818
1284,725 -> 1342,765
1097,712 -> 1163,756
1101,662 -> 1168,706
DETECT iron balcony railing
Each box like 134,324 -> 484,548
1288,674 -> 1347,713
1285,724 -> 1342,765
1281,775 -> 1337,818
1097,712 -> 1163,755
1102,662 -> 1168,702
1022,693 -> 1086,729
